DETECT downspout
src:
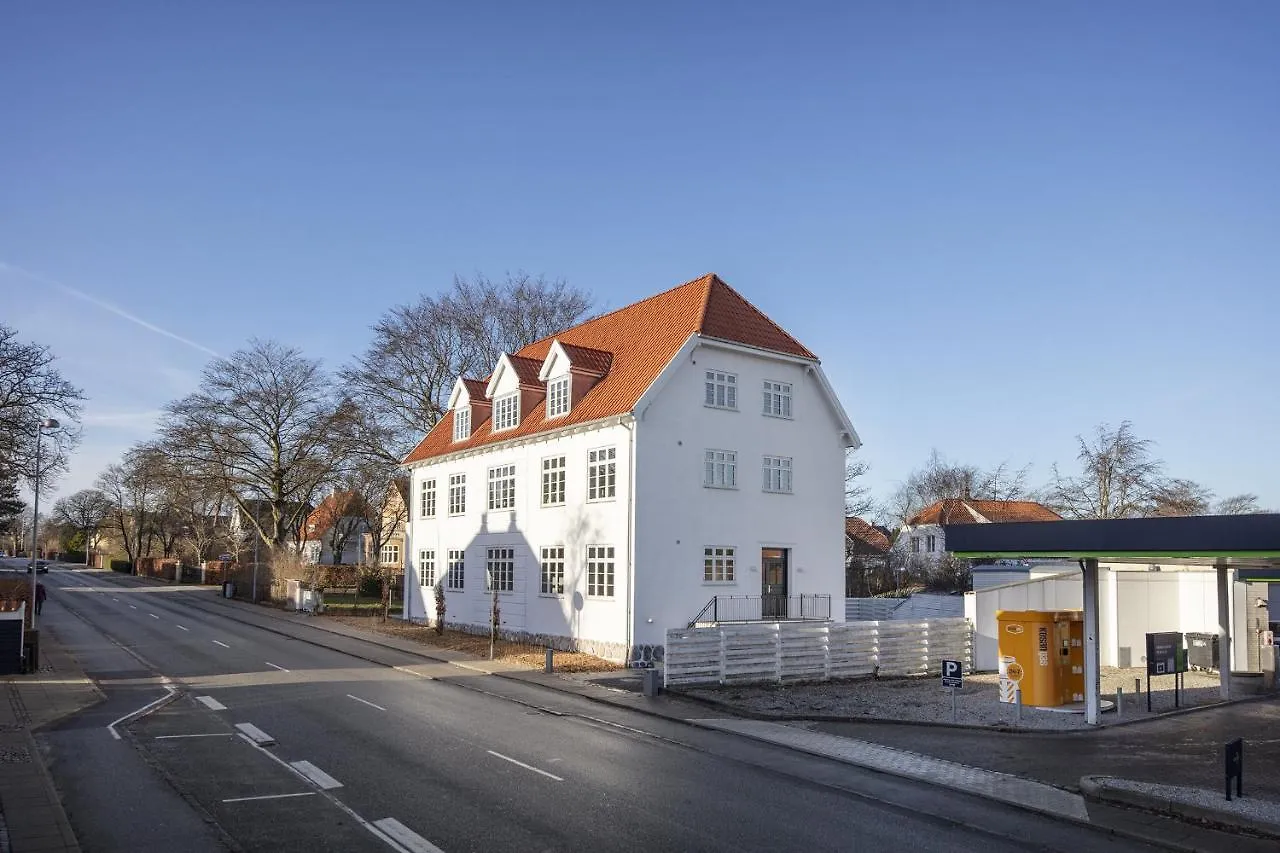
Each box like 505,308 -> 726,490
623,416 -> 637,663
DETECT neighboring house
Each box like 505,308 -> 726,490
896,496 -> 1062,565
301,491 -> 369,565
363,477 -> 410,574
402,273 -> 859,663
844,516 -> 891,597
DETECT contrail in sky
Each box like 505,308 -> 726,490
0,260 -> 219,358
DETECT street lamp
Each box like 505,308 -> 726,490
29,417 -> 59,669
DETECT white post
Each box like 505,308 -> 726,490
1217,562 -> 1231,700
1082,558 -> 1101,725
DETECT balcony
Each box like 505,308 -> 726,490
688,594 -> 832,628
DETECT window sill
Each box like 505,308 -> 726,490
703,484 -> 738,490
541,502 -> 566,509
762,412 -> 793,420
762,489 -> 794,495
703,404 -> 739,412
538,592 -> 566,599
702,581 -> 737,586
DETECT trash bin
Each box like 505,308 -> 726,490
222,581 -> 236,600
1186,633 -> 1220,671
641,668 -> 661,698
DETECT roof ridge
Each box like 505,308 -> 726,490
694,272 -> 717,332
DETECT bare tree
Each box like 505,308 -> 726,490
161,340 -> 346,552
888,450 -> 1031,526
343,461 -> 410,620
52,489 -> 113,564
0,324 -> 84,485
96,445 -> 164,568
1149,478 -> 1214,517
844,454 -> 875,518
0,477 -> 24,551
1047,421 -> 1163,519
1215,493 -> 1264,515
339,272 -> 593,463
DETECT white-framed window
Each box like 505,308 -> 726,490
910,536 -> 921,554
546,376 -> 570,418
380,544 -> 400,566
927,534 -> 937,553
448,473 -> 466,515
453,408 -> 471,442
419,550 -> 436,587
493,392 -> 519,431
486,546 -> 514,592
488,464 -> 516,510
587,545 -> 615,598
762,380 -> 793,418
704,370 -> 737,410
541,455 -> 566,506
447,549 -> 465,590
704,449 -> 737,489
420,478 -> 436,518
588,446 -> 616,501
762,455 -> 793,493
703,546 -> 735,583
540,546 -> 565,595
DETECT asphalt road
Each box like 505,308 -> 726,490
35,567 -> 1165,853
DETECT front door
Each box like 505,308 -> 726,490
761,547 -> 788,620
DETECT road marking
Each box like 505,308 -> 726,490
176,625 -> 189,631
290,760 -> 343,790
486,750 -> 564,781
234,723 -> 276,746
150,613 -> 160,619
196,696 -> 226,711
212,640 -> 230,648
107,687 -> 179,740
265,661 -> 289,672
156,733 -> 234,740
129,604 -> 137,609
112,597 -> 119,601
372,818 -> 446,853
347,694 -> 387,711
223,792 -> 317,804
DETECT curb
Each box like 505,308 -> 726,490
1079,775 -> 1280,842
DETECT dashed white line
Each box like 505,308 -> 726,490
129,605 -> 137,609
372,818 -> 446,853
176,625 -> 189,631
156,733 -> 234,740
290,760 -> 343,790
234,723 -> 276,746
486,750 -> 564,781
150,613 -> 160,619
112,597 -> 120,601
196,696 -> 226,711
265,661 -> 289,672
223,792 -> 317,804
347,694 -> 387,711
212,640 -> 230,648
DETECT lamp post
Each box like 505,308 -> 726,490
29,417 -> 59,670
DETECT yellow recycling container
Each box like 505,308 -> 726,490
996,610 -> 1084,707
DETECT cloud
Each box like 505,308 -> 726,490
0,261 -> 219,358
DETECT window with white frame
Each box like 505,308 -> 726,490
540,546 -> 565,595
380,544 -> 400,566
927,534 -> 937,553
419,550 -> 436,587
703,546 -> 735,583
488,464 -> 515,510
446,549 -> 465,590
448,473 -> 466,515
486,546 -> 514,592
704,370 -> 737,410
587,446 -> 616,500
704,449 -> 737,488
492,392 -> 519,431
762,455 -> 793,493
587,545 -> 615,598
541,456 -> 566,506
453,408 -> 471,441
420,478 -> 436,518
546,376 -> 570,418
762,380 -> 793,418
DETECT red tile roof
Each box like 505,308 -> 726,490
846,517 -> 891,555
303,491 -> 365,540
507,355 -> 544,387
907,499 -> 1062,527
405,274 -> 817,464
461,379 -> 487,401
558,343 -> 613,375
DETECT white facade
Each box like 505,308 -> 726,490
404,336 -> 855,662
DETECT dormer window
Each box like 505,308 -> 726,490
493,392 -> 519,432
453,408 -> 471,442
547,376 -> 570,418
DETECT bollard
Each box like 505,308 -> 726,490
1116,687 -> 1123,720
1015,687 -> 1022,725
1134,677 -> 1141,704
544,646 -> 554,674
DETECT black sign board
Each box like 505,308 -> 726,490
1225,738 -> 1244,801
1145,632 -> 1186,676
941,659 -> 963,689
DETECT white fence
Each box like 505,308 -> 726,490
664,618 -> 972,687
845,593 -> 964,622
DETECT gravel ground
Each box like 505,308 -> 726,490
1095,776 -> 1280,829
680,667 -> 1233,730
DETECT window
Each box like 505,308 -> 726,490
927,534 -> 937,553
486,547 -> 514,592
540,546 -> 565,595
446,549 -> 465,590
704,449 -> 737,488
453,408 -> 471,441
762,381 -> 793,418
541,456 -> 566,506
587,545 -> 615,598
588,446 -> 616,501
703,546 -> 735,583
910,536 -> 921,554
546,376 -> 570,418
704,370 -> 737,409
448,473 -> 466,515
420,478 -> 436,518
380,544 -> 400,566
419,550 -> 436,587
488,464 -> 516,510
493,392 -> 519,431
762,455 -> 793,493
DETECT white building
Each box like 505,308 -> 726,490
401,274 -> 859,663
896,497 -> 1063,569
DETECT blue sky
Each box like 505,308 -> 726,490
3,1 -> 1278,512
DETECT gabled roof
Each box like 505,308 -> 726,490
303,491 -> 365,541
557,342 -> 614,376
404,274 -> 823,464
907,498 -> 1062,527
846,517 -> 891,555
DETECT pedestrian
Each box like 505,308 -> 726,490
35,582 -> 46,615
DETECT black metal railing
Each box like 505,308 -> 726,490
688,594 -> 832,627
